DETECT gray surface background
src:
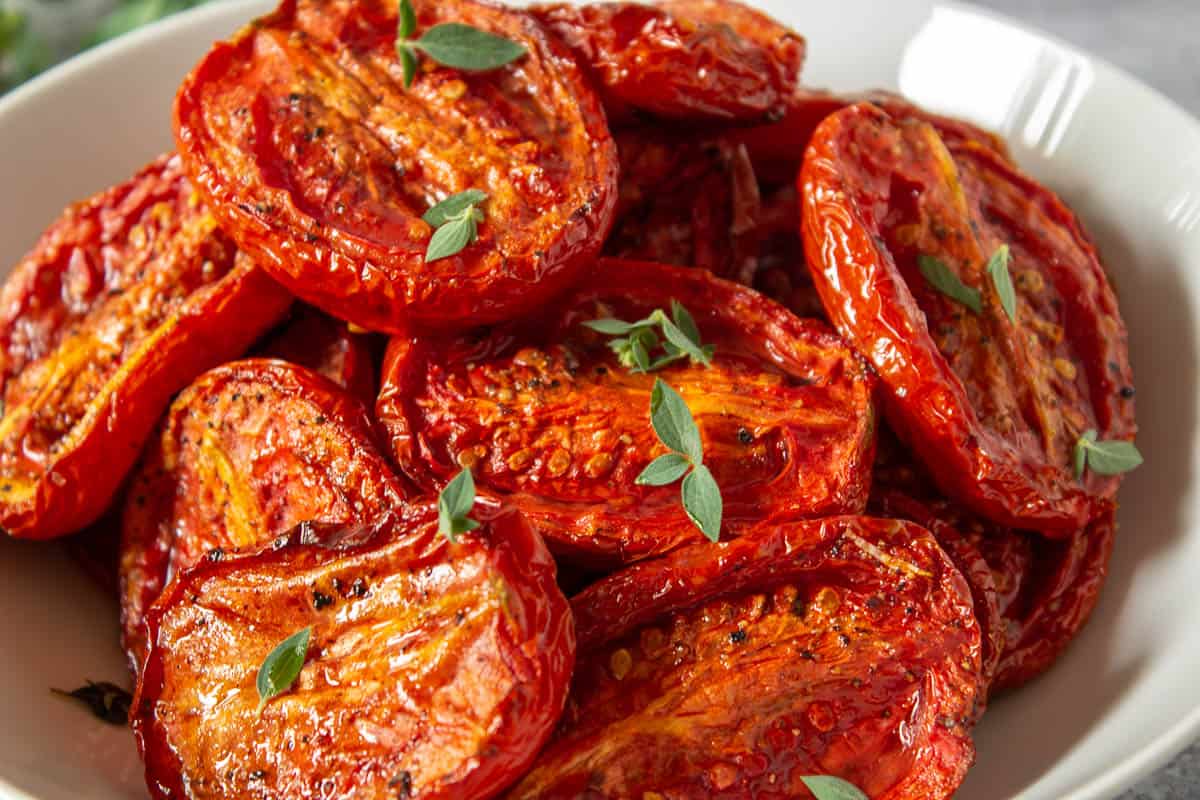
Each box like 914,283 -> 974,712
972,5 -> 1200,798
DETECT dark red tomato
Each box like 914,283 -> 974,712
747,184 -> 827,318
506,514 -> 981,799
378,259 -> 876,565
735,89 -> 1011,185
65,504 -> 123,597
256,304 -> 381,404
531,0 -> 802,124
132,506 -> 574,800
801,103 -> 1136,533
174,0 -> 616,334
120,359 -> 409,674
0,157 -> 291,541
994,510 -> 1114,691
605,129 -> 761,282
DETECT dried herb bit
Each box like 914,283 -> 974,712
636,379 -> 723,541
584,300 -> 714,374
51,681 -> 132,725
918,254 -> 982,314
1073,429 -> 1143,478
438,468 -> 480,542
800,775 -> 869,800
395,0 -> 526,87
423,190 -> 487,262
256,626 -> 312,713
986,244 -> 1017,322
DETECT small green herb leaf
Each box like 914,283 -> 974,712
425,215 -> 476,262
397,0 -> 417,40
649,379 -> 703,462
438,468 -> 481,542
986,244 -> 1017,322
584,318 -> 639,336
1074,429 -> 1143,477
659,316 -> 712,367
671,299 -> 702,348
51,681 -> 132,725
398,43 -> 418,88
586,302 -> 712,373
636,453 -> 692,486
256,627 -> 312,712
423,189 -> 488,227
413,23 -> 527,72
800,775 -> 869,800
918,255 -> 982,314
681,463 -> 722,542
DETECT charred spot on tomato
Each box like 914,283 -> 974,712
312,590 -> 334,610
378,259 -> 876,565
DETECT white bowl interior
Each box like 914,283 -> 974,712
1,2 -> 1198,798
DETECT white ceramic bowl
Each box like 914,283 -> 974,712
1,2 -> 1197,798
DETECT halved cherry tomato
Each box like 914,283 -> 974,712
378,259 -> 876,565
257,304 -> 381,404
120,359 -> 409,673
605,129 -> 762,283
174,0 -> 616,333
132,506 -> 573,800
801,103 -> 1135,533
531,0 -> 802,124
0,156 -> 291,541
507,514 -> 981,799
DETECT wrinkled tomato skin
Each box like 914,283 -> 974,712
0,157 -> 292,541
531,0 -> 802,125
507,515 -> 980,799
606,129 -> 762,283
378,259 -> 876,565
132,506 -> 574,800
734,89 -> 1011,185
120,359 -> 409,674
256,304 -> 381,404
801,103 -> 1135,533
174,0 -> 617,334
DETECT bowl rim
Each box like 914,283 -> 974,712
2,1 -> 1199,799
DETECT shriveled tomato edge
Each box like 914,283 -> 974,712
993,510 -> 1115,692
800,102 -> 1103,533
377,258 -> 877,565
118,357 -> 409,675
173,0 -> 618,334
555,514 -> 980,799
0,260 -> 291,540
132,504 -> 574,800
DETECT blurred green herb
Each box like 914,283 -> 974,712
395,0 -> 526,87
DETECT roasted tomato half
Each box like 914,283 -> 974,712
507,514 -> 981,799
531,0 -> 802,124
256,304 -> 381,404
605,129 -> 762,283
132,507 -> 573,800
0,156 -> 291,541
734,89 -> 1011,185
378,259 -> 876,565
801,103 -> 1135,533
174,0 -> 617,334
120,359 -> 409,673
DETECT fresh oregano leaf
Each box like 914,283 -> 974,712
1075,429 -> 1143,477
583,318 -> 639,336
51,681 -> 132,725
397,0 -> 417,40
425,215 -> 476,262
256,626 -> 312,712
585,302 -> 712,373
681,463 -> 722,542
636,453 -> 692,486
918,254 -> 982,314
398,44 -> 418,88
659,315 -> 712,367
799,775 -> 869,800
649,379 -> 703,462
413,23 -> 527,71
438,468 -> 481,542
422,189 -> 488,227
986,244 -> 1017,322
671,299 -> 702,348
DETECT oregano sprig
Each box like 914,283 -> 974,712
1073,429 -> 1143,479
423,189 -> 487,262
438,467 -> 480,542
637,379 -> 723,541
986,244 -> 1017,321
396,0 -> 526,88
799,775 -> 869,800
919,245 -> 1017,320
256,626 -> 312,713
584,300 -> 714,373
